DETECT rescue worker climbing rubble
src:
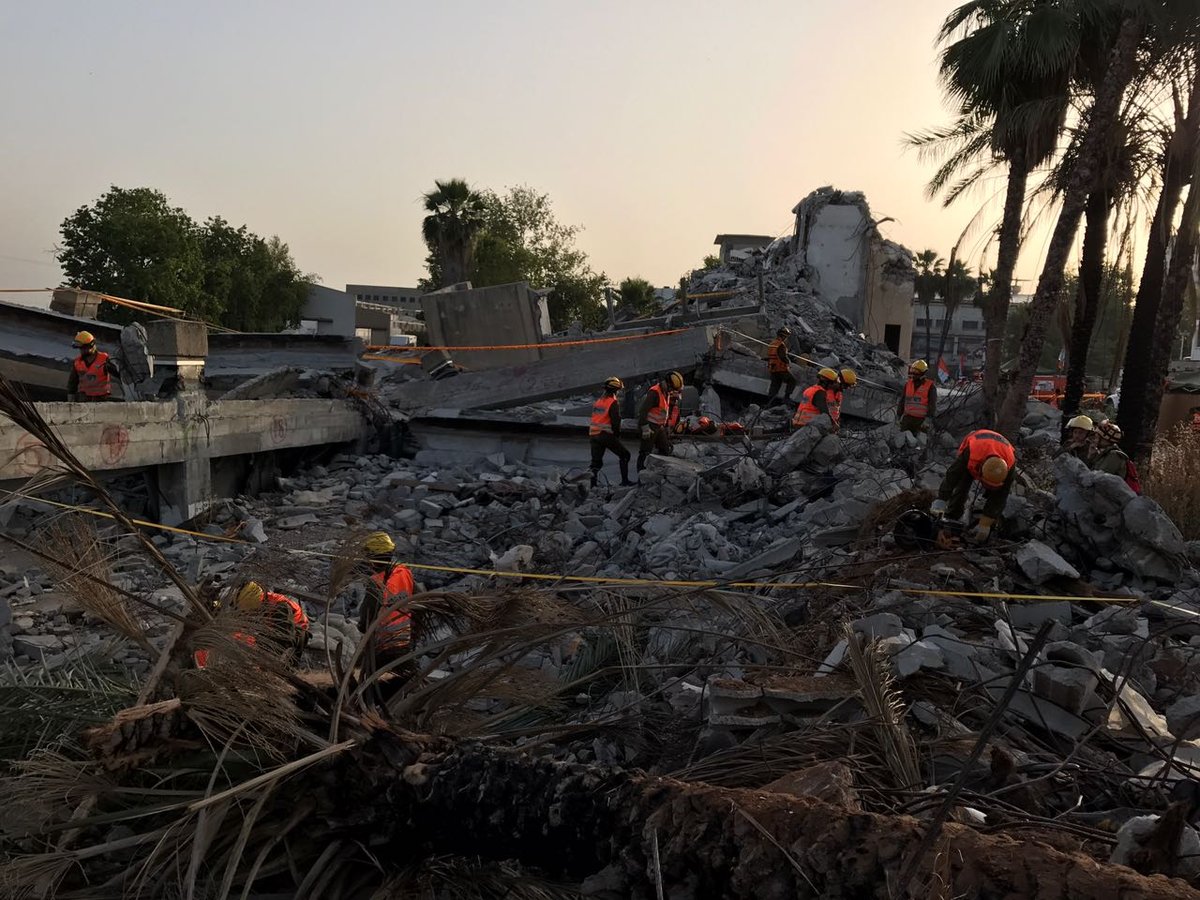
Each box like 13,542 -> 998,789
764,327 -> 796,405
1092,420 -> 1141,494
357,531 -> 417,673
897,360 -> 936,433
930,429 -> 1017,547
589,376 -> 633,486
792,367 -> 839,431
1057,415 -> 1096,462
67,331 -> 119,401
637,370 -> 682,472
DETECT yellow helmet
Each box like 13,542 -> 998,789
235,581 -> 265,611
73,330 -> 96,347
1066,414 -> 1094,432
817,367 -> 838,382
603,376 -> 624,391
910,359 -> 929,375
363,531 -> 396,556
839,368 -> 857,386
665,371 -> 684,390
980,456 -> 1010,489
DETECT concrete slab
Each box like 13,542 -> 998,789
387,326 -> 718,412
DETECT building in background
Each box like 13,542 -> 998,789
346,284 -> 423,318
911,297 -> 985,364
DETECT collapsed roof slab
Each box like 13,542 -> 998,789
387,326 -> 718,413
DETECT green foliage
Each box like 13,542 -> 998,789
58,186 -> 210,322
701,254 -> 721,270
421,178 -> 488,289
616,277 -> 660,319
56,186 -> 312,330
422,184 -> 608,331
1003,265 -> 1133,376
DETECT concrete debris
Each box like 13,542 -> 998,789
1016,540 -> 1080,584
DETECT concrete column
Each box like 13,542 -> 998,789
156,392 -> 212,525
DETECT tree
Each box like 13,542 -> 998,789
421,178 -> 487,289
56,187 -> 311,331
995,9 -> 1149,436
1118,58 -> 1200,457
423,184 -> 609,331
913,250 -> 945,359
202,219 -> 311,332
917,0 -> 1077,416
57,186 -> 209,323
616,277 -> 659,319
934,259 -> 978,365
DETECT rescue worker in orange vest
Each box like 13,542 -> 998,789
765,327 -> 797,405
792,368 -> 839,431
589,376 -> 633,486
832,368 -> 857,428
356,532 -> 417,672
194,580 -> 309,668
897,360 -> 936,433
930,429 -> 1017,546
67,331 -> 119,402
637,371 -> 683,472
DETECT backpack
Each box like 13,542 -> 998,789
1124,458 -> 1142,495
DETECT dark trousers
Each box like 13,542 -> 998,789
590,434 -> 631,484
898,414 -> 928,433
637,425 -> 672,471
766,371 -> 797,402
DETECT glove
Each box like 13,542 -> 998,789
966,516 -> 995,545
929,498 -> 947,520
641,425 -> 652,440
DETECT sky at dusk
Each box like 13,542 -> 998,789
0,0 -> 1059,305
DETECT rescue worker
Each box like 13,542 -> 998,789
832,368 -> 857,428
1092,420 -> 1141,494
930,429 -> 1017,545
67,331 -> 119,401
589,376 -> 633,486
194,581 -> 309,668
356,531 -> 417,672
792,367 -> 840,431
1057,414 -> 1096,461
765,327 -> 796,405
897,360 -> 936,433
637,371 -> 683,472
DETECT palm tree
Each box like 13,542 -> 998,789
935,259 -> 979,367
915,0 -> 1077,416
994,8 -> 1151,435
421,178 -> 487,288
914,249 -> 944,359
1118,57 -> 1200,457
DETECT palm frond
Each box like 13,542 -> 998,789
843,627 -> 921,791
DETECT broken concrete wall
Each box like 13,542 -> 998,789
789,187 -> 915,358
865,238 -> 915,358
422,282 -> 547,371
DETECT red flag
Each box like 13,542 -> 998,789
937,357 -> 951,384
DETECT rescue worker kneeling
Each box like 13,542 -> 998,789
930,429 -> 1017,547
194,580 -> 310,668
357,531 -> 416,675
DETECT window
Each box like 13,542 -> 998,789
915,318 -> 927,327
962,320 -> 979,330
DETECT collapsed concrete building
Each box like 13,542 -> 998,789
4,188 -> 1200,895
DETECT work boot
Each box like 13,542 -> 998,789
589,471 -> 599,487
619,459 -> 631,484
